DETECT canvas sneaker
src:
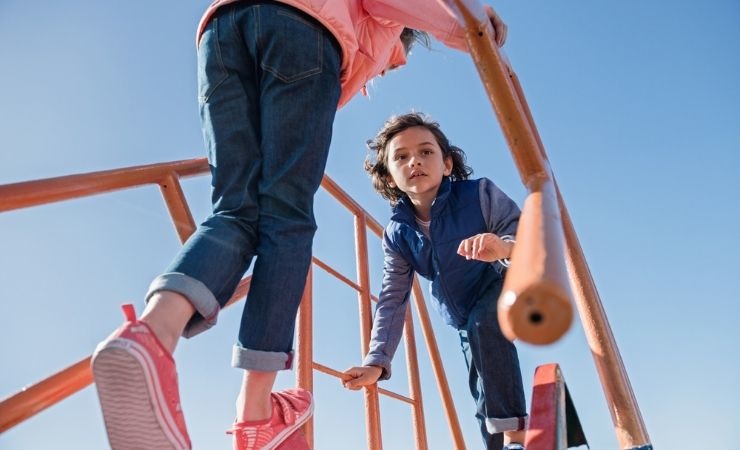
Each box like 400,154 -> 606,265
275,429 -> 310,450
227,388 -> 314,450
92,304 -> 191,450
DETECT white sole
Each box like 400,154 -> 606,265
92,339 -> 190,450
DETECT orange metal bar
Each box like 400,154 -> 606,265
296,268 -> 315,448
442,0 -> 651,446
508,70 -> 651,448
0,357 -> 92,433
354,213 -> 383,450
0,158 -> 209,213
312,256 -> 363,292
159,173 -> 197,243
321,175 -> 385,237
498,184 -> 573,345
402,306 -> 428,450
410,278 -> 466,450
441,0 -> 573,346
312,362 -> 413,405
525,364 -> 567,450
1,161 -> 464,450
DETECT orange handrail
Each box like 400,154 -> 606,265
442,0 -> 574,346
0,159 -> 464,450
442,0 -> 652,447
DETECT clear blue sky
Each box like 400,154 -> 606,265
1,1 -> 739,449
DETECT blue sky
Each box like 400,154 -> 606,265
1,1 -> 739,449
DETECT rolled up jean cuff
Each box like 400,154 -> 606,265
232,345 -> 294,371
146,272 -> 220,338
485,415 -> 528,434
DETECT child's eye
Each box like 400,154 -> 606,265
394,154 -> 407,161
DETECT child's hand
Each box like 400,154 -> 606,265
341,365 -> 383,390
484,5 -> 507,47
457,233 -> 513,262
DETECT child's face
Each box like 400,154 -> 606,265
385,126 -> 452,202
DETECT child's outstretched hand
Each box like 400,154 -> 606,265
341,365 -> 383,391
457,233 -> 514,262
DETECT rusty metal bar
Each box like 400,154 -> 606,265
158,173 -> 197,243
525,364 -> 567,450
0,158 -> 209,213
354,213 -> 383,450
410,278 -> 466,450
402,305 -> 428,450
296,268 -> 315,448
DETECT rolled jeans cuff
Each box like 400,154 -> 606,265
485,415 -> 528,434
146,272 -> 220,338
232,345 -> 294,371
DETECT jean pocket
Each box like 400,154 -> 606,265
261,9 -> 322,83
197,17 -> 229,103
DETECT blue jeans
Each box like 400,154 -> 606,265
459,281 -> 528,449
146,1 -> 341,371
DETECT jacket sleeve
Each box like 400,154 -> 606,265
480,177 -> 520,238
362,227 -> 414,380
362,0 -> 489,52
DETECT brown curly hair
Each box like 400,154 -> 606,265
365,112 -> 473,205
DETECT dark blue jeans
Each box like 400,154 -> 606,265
460,281 -> 528,449
146,2 -> 341,371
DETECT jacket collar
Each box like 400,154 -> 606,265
390,177 -> 452,226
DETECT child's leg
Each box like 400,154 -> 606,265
461,286 -> 528,449
228,0 -> 342,386
215,4 -> 340,448
140,291 -> 196,353
460,331 -> 505,450
237,370 -> 278,421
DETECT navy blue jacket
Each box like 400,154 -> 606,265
363,177 -> 520,379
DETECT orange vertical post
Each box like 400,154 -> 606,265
354,213 -> 383,450
159,173 -> 197,242
296,268 -> 315,447
410,279 -> 466,450
402,307 -> 428,450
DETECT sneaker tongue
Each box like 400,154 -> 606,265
272,392 -> 296,425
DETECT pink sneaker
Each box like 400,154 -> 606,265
275,429 -> 310,450
227,389 -> 314,450
92,304 -> 191,450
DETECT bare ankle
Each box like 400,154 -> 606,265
140,291 -> 196,352
504,430 -> 526,445
236,370 -> 278,422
